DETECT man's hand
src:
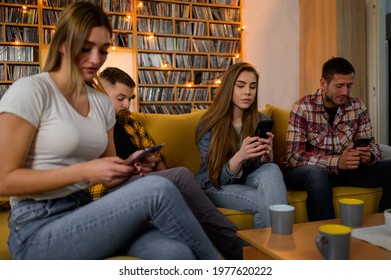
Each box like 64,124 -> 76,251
127,150 -> 156,176
354,146 -> 372,165
338,147 -> 360,170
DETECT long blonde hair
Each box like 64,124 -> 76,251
43,2 -> 112,94
196,62 -> 260,187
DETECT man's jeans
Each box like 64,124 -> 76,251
284,160 -> 391,221
8,175 -> 219,260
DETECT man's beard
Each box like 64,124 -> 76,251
116,109 -> 129,126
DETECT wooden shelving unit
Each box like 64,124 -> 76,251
0,0 -> 40,98
0,0 -> 242,114
135,0 -> 242,114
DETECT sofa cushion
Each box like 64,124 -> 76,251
288,186 -> 382,223
132,107 -> 273,173
0,210 -> 11,259
218,208 -> 253,230
379,144 -> 391,160
0,197 -> 10,211
265,104 -> 290,167
132,110 -> 206,174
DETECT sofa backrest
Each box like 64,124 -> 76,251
132,105 -> 291,174
265,104 -> 290,167
132,110 -> 206,174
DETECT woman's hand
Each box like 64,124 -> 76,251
259,132 -> 274,163
82,157 -> 136,188
228,133 -> 274,174
239,133 -> 274,162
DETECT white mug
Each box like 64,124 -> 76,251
384,209 -> 391,234
269,204 -> 295,235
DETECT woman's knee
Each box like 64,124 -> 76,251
248,163 -> 284,187
263,163 -> 284,176
121,175 -> 181,200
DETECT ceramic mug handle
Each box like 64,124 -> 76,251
315,235 -> 329,259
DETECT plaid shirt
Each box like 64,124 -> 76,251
122,112 -> 164,165
286,89 -> 380,174
88,112 -> 165,200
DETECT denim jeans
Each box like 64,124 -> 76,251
153,167 -> 249,259
113,167 -> 248,260
284,160 -> 391,221
203,163 -> 288,228
8,175 -> 220,260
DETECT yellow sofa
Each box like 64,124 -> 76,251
0,104 -> 384,260
131,104 -> 382,226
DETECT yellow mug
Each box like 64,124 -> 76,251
315,224 -> 352,260
339,198 -> 364,227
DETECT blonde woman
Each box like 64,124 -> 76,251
0,2 -> 218,260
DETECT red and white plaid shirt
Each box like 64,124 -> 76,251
286,89 -> 380,174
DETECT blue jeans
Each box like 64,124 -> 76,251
150,167 -> 248,259
284,160 -> 391,221
7,175 -> 219,260
203,163 -> 288,228
111,167 -> 248,259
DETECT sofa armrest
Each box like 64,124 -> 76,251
379,144 -> 391,161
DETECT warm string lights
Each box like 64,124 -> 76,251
238,25 -> 246,32
185,77 -> 222,88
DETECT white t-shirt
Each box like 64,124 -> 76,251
0,72 -> 115,205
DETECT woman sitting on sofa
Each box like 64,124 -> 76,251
0,2 -> 219,260
195,62 -> 288,228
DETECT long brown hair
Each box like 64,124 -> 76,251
196,62 -> 260,187
43,2 -> 112,94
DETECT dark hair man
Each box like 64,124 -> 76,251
284,57 -> 391,221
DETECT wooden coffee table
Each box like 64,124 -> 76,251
238,213 -> 391,260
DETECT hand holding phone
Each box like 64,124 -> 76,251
128,143 -> 164,165
353,137 -> 373,148
255,119 -> 274,139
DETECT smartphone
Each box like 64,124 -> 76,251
128,143 -> 165,165
255,119 -> 274,139
353,137 -> 373,148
